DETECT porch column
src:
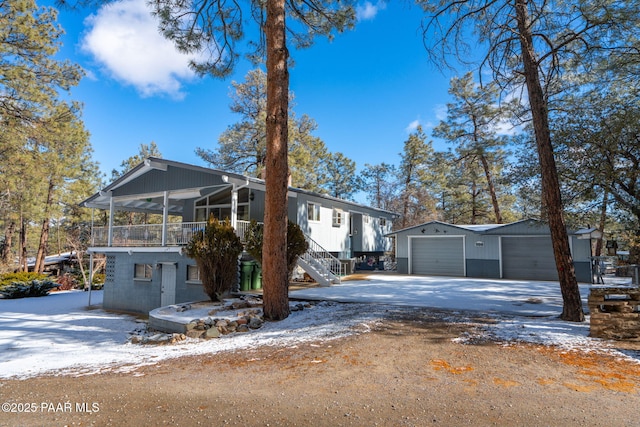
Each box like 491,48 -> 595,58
108,196 -> 114,247
230,185 -> 238,230
162,191 -> 169,246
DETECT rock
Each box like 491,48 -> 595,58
186,330 -> 205,339
205,328 -> 221,338
185,322 -> 198,331
215,319 -> 228,328
248,317 -> 263,329
291,303 -> 305,312
176,304 -> 191,312
170,333 -> 186,342
237,324 -> 249,333
237,318 -> 248,325
130,335 -> 143,344
232,301 -> 251,309
145,334 -> 171,344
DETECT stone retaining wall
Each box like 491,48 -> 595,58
588,287 -> 640,340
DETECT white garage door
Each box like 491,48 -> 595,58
501,236 -> 558,281
410,237 -> 465,276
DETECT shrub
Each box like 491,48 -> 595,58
56,274 -> 77,291
0,272 -> 48,287
185,217 -> 243,301
244,220 -> 309,282
90,273 -> 105,290
69,272 -> 105,290
0,280 -> 60,299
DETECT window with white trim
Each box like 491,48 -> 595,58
380,217 -> 387,227
134,264 -> 152,280
332,208 -> 344,227
307,202 -> 321,222
187,265 -> 201,282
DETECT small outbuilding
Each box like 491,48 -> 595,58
388,219 -> 592,283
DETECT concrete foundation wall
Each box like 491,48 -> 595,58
102,251 -> 209,315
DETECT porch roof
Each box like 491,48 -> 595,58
80,158 -> 258,215
81,157 -> 400,218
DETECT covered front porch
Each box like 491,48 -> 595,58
81,159 -> 261,249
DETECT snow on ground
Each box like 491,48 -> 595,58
0,274 -> 637,380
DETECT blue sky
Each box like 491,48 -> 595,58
50,0 -> 460,181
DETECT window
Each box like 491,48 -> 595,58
380,217 -> 387,227
332,208 -> 344,227
364,215 -> 370,224
308,202 -> 321,222
134,264 -> 152,280
194,188 -> 250,222
187,265 -> 201,282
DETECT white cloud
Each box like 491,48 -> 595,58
405,119 -> 420,133
81,0 -> 197,98
434,103 -> 448,121
356,1 -> 387,21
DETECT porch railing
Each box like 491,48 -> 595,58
91,220 -> 254,247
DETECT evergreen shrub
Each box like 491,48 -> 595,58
0,280 -> 60,299
244,220 -> 309,281
0,272 -> 48,287
185,217 -> 243,301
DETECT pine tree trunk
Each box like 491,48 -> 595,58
262,0 -> 290,321
595,190 -> 609,257
20,217 -> 27,272
35,179 -> 55,274
479,154 -> 502,223
516,0 -> 584,322
1,221 -> 15,264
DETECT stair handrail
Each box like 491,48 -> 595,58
302,234 -> 342,283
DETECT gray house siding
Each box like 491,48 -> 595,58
113,166 -> 228,199
465,235 -> 501,278
466,259 -> 501,278
102,251 -> 208,315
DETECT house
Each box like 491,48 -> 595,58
388,219 -> 593,283
81,158 -> 396,314
25,252 -> 77,276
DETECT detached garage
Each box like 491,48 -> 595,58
390,219 -> 593,283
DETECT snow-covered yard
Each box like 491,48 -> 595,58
0,274 -> 636,379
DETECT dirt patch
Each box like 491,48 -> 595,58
1,310 -> 639,426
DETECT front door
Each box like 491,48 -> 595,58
160,262 -> 177,306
